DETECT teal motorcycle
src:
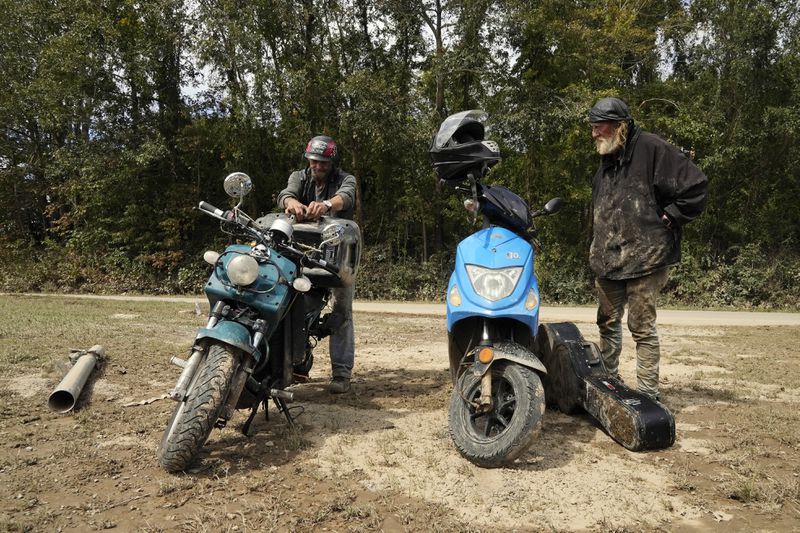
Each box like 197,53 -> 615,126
158,173 -> 360,472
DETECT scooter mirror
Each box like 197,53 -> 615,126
223,172 -> 253,198
543,197 -> 564,215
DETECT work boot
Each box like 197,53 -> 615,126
643,390 -> 659,402
329,376 -> 350,394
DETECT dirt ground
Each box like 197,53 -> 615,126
1,296 -> 799,532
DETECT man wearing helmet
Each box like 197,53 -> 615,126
277,135 -> 357,393
588,97 -> 707,401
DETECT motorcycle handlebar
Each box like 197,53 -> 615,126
198,201 -> 225,218
197,203 -> 338,275
279,243 -> 340,276
312,258 -> 340,275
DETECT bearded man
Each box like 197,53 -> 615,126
588,97 -> 708,401
278,135 -> 357,394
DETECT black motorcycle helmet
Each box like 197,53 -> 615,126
588,97 -> 632,123
429,110 -> 501,182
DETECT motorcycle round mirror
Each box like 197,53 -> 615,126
321,224 -> 344,247
543,197 -> 564,215
223,172 -> 253,198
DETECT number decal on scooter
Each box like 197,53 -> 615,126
506,252 -> 520,260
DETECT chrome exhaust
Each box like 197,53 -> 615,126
47,345 -> 105,413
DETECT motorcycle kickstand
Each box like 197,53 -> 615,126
273,397 -> 295,427
241,392 -> 269,436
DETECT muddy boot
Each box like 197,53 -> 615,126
329,376 -> 350,394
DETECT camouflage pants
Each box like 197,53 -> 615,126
595,268 -> 669,398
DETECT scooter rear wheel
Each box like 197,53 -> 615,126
448,362 -> 544,468
158,343 -> 240,472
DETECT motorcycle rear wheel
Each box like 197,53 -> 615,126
448,362 -> 544,468
158,343 -> 240,472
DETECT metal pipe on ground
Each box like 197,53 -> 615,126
47,345 -> 105,413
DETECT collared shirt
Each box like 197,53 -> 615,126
277,167 -> 357,220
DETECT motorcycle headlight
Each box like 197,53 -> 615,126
465,265 -> 522,302
227,254 -> 260,286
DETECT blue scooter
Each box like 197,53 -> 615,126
431,110 -> 563,467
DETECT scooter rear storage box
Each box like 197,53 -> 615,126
535,322 -> 675,451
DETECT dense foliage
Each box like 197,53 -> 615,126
1,0 -> 798,308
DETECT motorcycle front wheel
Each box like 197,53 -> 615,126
158,343 -> 241,472
448,362 -> 544,468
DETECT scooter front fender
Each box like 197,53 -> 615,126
196,321 -> 262,362
469,341 -> 547,378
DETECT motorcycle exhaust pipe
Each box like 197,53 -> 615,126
271,389 -> 293,402
47,345 -> 105,413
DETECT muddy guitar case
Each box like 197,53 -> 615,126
535,322 -> 675,451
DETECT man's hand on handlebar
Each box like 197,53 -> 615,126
284,198 -> 309,221
284,198 -> 329,222
304,201 -> 329,220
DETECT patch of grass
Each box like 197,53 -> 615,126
278,425 -> 311,451
342,502 -> 376,520
699,327 -> 800,387
182,509 -> 244,532
0,296 -> 202,376
721,472 -> 797,511
684,381 -> 739,402
72,408 -> 94,426
0,516 -> 28,533
157,478 -> 196,496
725,477 -> 761,503
672,461 -> 698,493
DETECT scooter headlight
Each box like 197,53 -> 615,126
465,265 -> 522,302
227,254 -> 260,286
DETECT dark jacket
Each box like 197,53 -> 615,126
590,124 -> 708,280
277,167 -> 357,220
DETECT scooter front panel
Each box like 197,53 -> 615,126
446,227 -> 541,334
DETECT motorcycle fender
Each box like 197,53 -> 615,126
470,341 -> 547,378
195,322 -> 262,362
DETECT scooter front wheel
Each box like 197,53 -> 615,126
158,343 -> 240,472
448,362 -> 544,468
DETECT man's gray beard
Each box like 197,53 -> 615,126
595,135 -> 623,155
310,168 -> 329,181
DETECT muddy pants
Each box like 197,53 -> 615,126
595,268 -> 669,398
330,284 -> 355,380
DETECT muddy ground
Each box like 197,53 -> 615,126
1,295 -> 799,532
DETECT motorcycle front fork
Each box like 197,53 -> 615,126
476,320 -> 494,411
167,302 -> 227,401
